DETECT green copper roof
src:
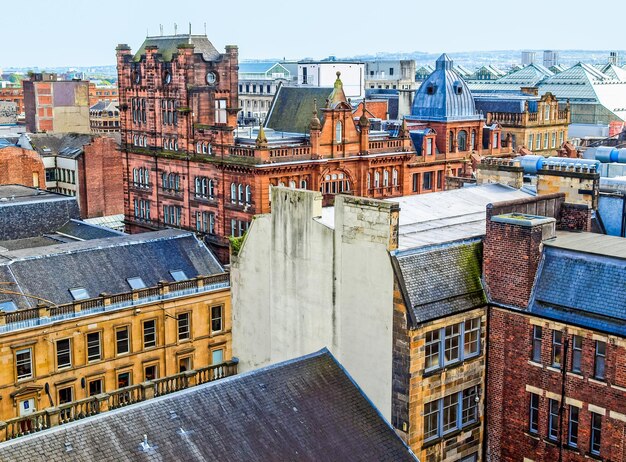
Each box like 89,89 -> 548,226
133,34 -> 221,62
265,86 -> 332,134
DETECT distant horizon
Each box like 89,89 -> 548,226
1,0 -> 625,68
3,48 -> 624,73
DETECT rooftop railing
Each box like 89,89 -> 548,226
0,359 -> 238,442
0,273 -> 230,334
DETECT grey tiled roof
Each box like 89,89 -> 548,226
0,350 -> 417,462
530,246 -> 626,336
265,85 -> 332,134
133,34 -> 221,62
56,219 -> 124,240
393,239 -> 486,325
0,229 -> 223,309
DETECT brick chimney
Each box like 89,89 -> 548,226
484,211 -> 556,308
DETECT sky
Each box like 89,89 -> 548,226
2,0 -> 626,68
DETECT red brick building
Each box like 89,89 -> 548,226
117,36 -> 511,260
0,146 -> 45,188
481,164 -> 626,462
0,84 -> 24,117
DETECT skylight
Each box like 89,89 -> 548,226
0,300 -> 18,312
170,270 -> 188,282
69,287 -> 90,300
127,277 -> 147,290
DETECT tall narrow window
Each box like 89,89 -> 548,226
238,184 -> 244,204
412,173 -> 418,192
383,170 -> 389,187
548,398 -> 559,440
245,185 -> 252,204
444,324 -> 460,364
552,330 -> 563,368
571,335 -> 582,373
374,172 -> 380,188
16,348 -> 32,380
423,172 -> 433,190
470,130 -> 476,150
230,183 -> 236,203
143,320 -> 156,348
594,341 -> 606,380
590,413 -> 602,455
87,332 -> 101,362
461,386 -> 479,425
425,330 -> 441,371
532,326 -> 542,363
568,406 -> 579,448
116,327 -> 129,355
211,305 -> 223,333
56,339 -> 72,369
529,393 -> 539,434
458,130 -> 467,151
178,313 -> 190,341
392,168 -> 398,186
442,393 -> 459,433
426,137 -> 433,155
424,401 -> 439,441
335,121 -> 342,143
464,318 -> 480,357
214,99 -> 227,124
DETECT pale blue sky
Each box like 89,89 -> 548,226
2,0 -> 625,67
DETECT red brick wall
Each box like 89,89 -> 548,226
77,137 -> 124,218
484,219 -> 546,308
488,308 -> 626,462
0,147 -> 46,188
560,203 -> 592,232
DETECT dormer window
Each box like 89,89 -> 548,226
426,84 -> 437,95
127,277 -> 146,290
69,287 -> 90,300
170,270 -> 188,282
453,82 -> 463,95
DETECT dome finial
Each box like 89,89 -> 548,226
359,99 -> 370,128
310,99 -> 321,130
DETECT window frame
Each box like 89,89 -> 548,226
423,386 -> 481,442
15,347 -> 33,381
86,331 -> 102,362
552,330 -> 563,368
548,398 -> 559,441
177,312 -> 191,341
532,325 -> 542,363
56,338 -> 72,370
590,412 -> 602,455
594,340 -> 606,380
115,325 -> 130,356
142,319 -> 157,349
568,405 -> 579,448
211,305 -> 223,334
571,335 -> 582,373
529,393 -> 539,434
424,318 -> 481,372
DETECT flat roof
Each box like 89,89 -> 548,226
317,184 -> 534,250
0,185 -> 70,204
545,231 -> 626,259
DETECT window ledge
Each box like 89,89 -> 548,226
523,431 -> 541,441
567,371 -> 584,379
423,354 -> 483,377
588,378 -> 607,387
528,360 -> 543,369
546,366 -> 562,374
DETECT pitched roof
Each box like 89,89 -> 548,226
0,229 -> 223,309
0,350 -> 417,462
28,133 -> 94,158
530,233 -> 626,336
265,85 -> 332,134
393,240 -> 486,325
133,34 -> 221,62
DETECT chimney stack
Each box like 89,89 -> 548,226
484,211 -> 556,308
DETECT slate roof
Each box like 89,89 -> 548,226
265,85 -> 333,134
56,219 -> 125,240
133,34 -> 221,62
393,239 -> 487,325
410,54 -> 480,122
0,350 -> 417,462
28,133 -> 94,158
530,234 -> 626,336
0,229 -> 223,309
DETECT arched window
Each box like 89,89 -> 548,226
196,142 -> 201,154
449,131 -> 454,151
335,121 -> 342,143
300,179 -> 307,189
383,170 -> 389,187
458,130 -> 468,151
174,174 -> 180,191
174,139 -> 178,151
133,168 -> 138,184
208,179 -> 215,198
143,136 -> 148,147
230,183 -> 236,203
202,143 -> 207,154
374,171 -> 380,188
162,172 -> 168,188
133,135 -> 138,146
493,132 -> 499,149
195,177 -> 201,195
245,185 -> 252,203
201,178 -> 207,197
238,184 -> 244,204
471,130 -> 476,150
367,173 -> 371,190
143,168 -> 149,187
392,168 -> 398,186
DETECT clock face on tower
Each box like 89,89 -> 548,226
206,72 -> 217,85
